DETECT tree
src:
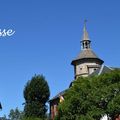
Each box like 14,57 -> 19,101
57,70 -> 120,120
8,107 -> 24,120
0,115 -> 7,120
23,74 -> 50,119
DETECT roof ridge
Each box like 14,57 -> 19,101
98,65 -> 104,75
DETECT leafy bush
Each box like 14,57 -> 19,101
57,70 -> 120,120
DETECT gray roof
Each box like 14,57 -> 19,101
89,65 -> 113,76
71,49 -> 104,65
82,22 -> 90,40
77,49 -> 99,59
49,89 -> 67,102
71,23 -> 104,65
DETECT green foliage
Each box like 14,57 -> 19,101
23,74 -> 50,119
8,107 -> 24,120
57,70 -> 120,120
0,115 -> 7,120
22,117 -> 43,120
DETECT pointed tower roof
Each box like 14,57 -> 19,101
71,21 -> 104,65
82,20 -> 90,41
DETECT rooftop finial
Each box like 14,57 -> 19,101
84,19 -> 87,31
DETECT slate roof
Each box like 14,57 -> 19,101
89,65 -> 120,77
49,89 -> 67,102
82,21 -> 90,40
89,65 -> 113,76
76,49 -> 99,59
71,49 -> 104,65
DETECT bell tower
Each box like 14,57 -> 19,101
71,21 -> 104,79
81,20 -> 91,49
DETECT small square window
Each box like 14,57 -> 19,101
94,68 -> 97,71
80,68 -> 82,70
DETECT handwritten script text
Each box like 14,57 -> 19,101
0,29 -> 15,37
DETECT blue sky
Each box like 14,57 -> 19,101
0,0 -> 120,117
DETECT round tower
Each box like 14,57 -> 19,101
71,21 -> 104,79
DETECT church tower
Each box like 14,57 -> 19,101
71,21 -> 104,79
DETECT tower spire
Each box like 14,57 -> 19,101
81,20 -> 91,49
82,20 -> 90,41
